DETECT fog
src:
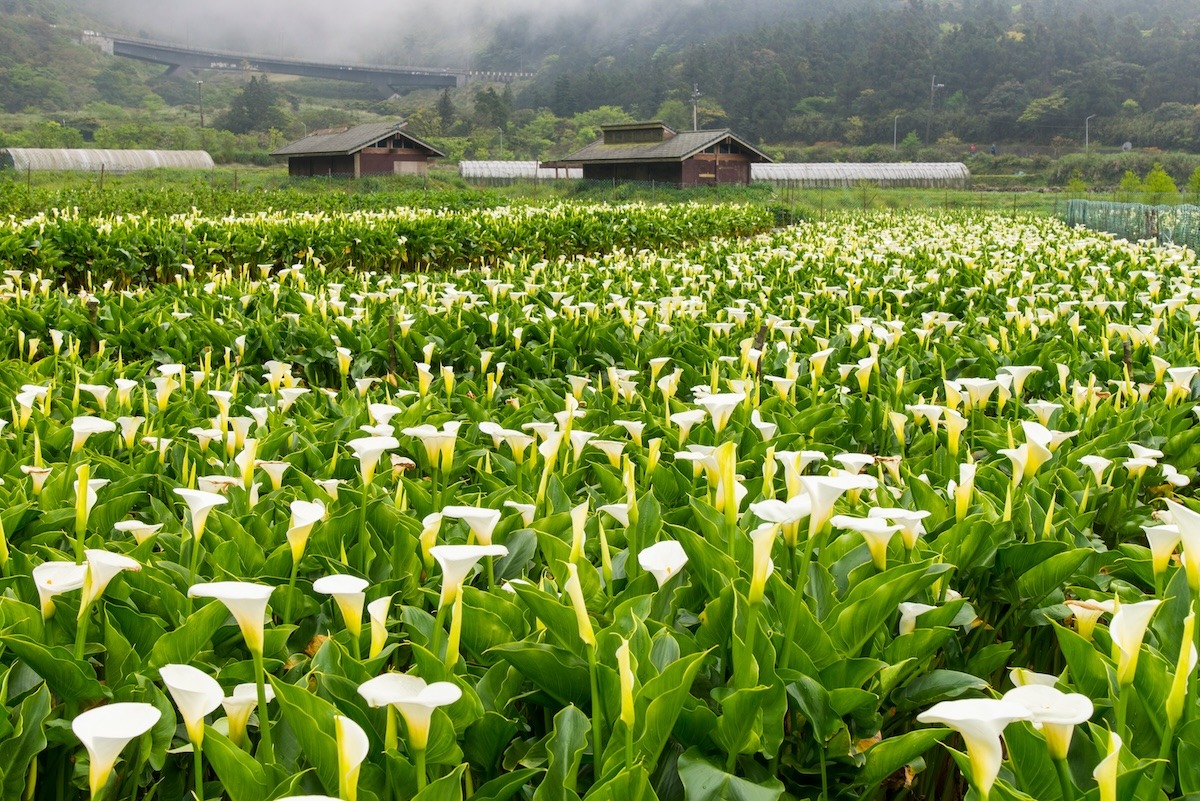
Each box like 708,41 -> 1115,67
77,0 -> 717,68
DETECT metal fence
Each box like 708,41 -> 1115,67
1067,200 -> 1200,251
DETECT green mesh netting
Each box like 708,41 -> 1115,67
1067,200 -> 1200,252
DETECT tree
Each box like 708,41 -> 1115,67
437,89 -> 455,129
1118,169 -> 1142,201
217,76 -> 288,135
1142,162 -> 1178,203
1188,166 -> 1200,197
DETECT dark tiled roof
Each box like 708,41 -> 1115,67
562,129 -> 772,164
271,121 -> 445,157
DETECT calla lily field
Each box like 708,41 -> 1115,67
1,201 -> 1200,800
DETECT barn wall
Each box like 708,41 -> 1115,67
359,149 -> 431,176
288,155 -> 356,177
682,154 -> 751,187
581,162 -> 683,185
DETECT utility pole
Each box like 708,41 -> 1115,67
197,80 -> 205,129
926,75 -> 944,145
691,84 -> 702,131
1085,114 -> 1096,153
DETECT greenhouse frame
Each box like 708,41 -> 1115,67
0,148 -> 215,174
459,161 -> 583,183
751,162 -> 970,188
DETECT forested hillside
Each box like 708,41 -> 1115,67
514,0 -> 1200,150
1,0 -> 1199,155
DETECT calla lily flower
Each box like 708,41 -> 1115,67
430,544 -> 508,606
1008,667 -> 1059,687
313,574 -> 368,638
696,392 -> 744,434
1110,598 -> 1161,685
335,714 -> 369,801
564,561 -> 596,647
1064,598 -> 1114,641
73,702 -> 162,800
286,499 -> 326,563
161,663 -> 224,747
748,523 -> 777,605
441,505 -> 502,545
175,488 -> 228,544
868,507 -> 931,550
917,698 -> 1031,800
114,519 -> 163,545
1164,499 -> 1200,590
1079,455 -> 1112,484
221,683 -> 274,747
367,595 -> 392,658
1093,731 -> 1122,801
188,581 -> 274,655
33,561 -> 87,618
831,515 -> 901,570
71,416 -> 117,453
1002,684 -> 1093,760
638,540 -> 689,588
898,602 -> 936,635
357,673 -> 463,751
1143,523 -> 1180,582
346,436 -> 399,486
80,548 -> 140,608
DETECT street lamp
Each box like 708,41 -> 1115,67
926,75 -> 945,145
1085,114 -> 1096,153
196,80 -> 204,129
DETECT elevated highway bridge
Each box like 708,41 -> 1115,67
91,33 -> 532,93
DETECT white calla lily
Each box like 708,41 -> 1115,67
73,702 -> 162,799
1002,684 -> 1093,760
637,540 -> 689,588
160,663 -> 224,746
917,698 -> 1031,799
357,673 -> 462,751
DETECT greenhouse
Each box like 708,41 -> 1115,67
751,162 -> 970,188
0,148 -> 215,174
459,161 -> 583,183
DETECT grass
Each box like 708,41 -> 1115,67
1,162 -> 1181,221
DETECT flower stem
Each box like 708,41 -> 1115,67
1054,758 -> 1075,801
252,650 -> 274,763
74,603 -> 91,661
193,741 -> 206,801
354,483 -> 369,575
430,602 -> 449,660
588,646 -> 606,768
414,747 -> 427,793
779,527 -> 821,670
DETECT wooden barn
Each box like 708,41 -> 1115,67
561,122 -> 771,187
272,121 -> 444,178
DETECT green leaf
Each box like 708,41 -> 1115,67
147,598 -> 233,669
892,670 -> 989,710
676,747 -> 784,801
470,767 -> 542,801
858,727 -> 949,788
636,651 -> 708,768
0,635 -> 108,702
203,726 -> 270,801
1053,625 -> 1110,699
0,684 -> 51,799
1015,549 -> 1091,603
269,676 -> 341,794
489,643 -> 590,707
786,675 -> 838,741
533,705 -> 590,801
414,764 -> 467,801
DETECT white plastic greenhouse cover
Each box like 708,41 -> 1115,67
1,148 -> 215,174
751,162 -> 970,188
459,161 -> 582,180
